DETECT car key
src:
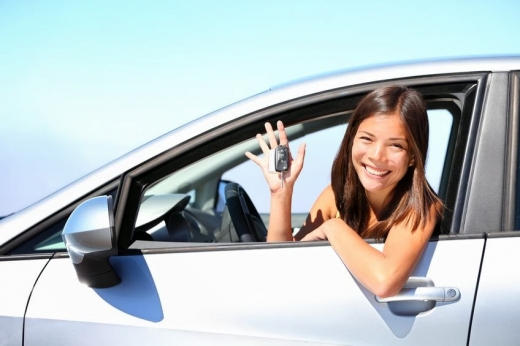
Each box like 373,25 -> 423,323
275,145 -> 289,188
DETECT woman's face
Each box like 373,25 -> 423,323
351,113 -> 413,200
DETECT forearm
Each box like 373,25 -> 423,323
266,188 -> 294,242
324,219 -> 408,297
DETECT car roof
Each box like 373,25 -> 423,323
2,55 -> 520,244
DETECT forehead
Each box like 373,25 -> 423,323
357,113 -> 408,138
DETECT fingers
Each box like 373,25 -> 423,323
286,143 -> 306,181
265,122 -> 279,149
300,232 -> 319,241
244,151 -> 261,166
256,133 -> 270,154
264,120 -> 289,148
247,120 -> 293,166
290,142 -> 306,169
300,228 -> 327,241
277,120 -> 289,146
300,234 -> 311,241
296,142 -> 306,163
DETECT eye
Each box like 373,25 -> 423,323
390,142 -> 407,150
359,136 -> 372,141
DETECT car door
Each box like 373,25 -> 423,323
24,74 -> 491,345
24,239 -> 484,345
0,256 -> 50,346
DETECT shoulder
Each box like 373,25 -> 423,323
392,200 -> 441,239
295,184 -> 338,240
314,185 -> 338,219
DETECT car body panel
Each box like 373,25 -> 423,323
0,258 -> 49,346
25,238 -> 483,345
469,234 -> 520,345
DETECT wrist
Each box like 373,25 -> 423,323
271,186 -> 293,199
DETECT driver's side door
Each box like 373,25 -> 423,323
24,237 -> 482,345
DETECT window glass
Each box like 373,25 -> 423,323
216,180 -> 229,213
9,219 -> 66,254
427,110 -> 453,190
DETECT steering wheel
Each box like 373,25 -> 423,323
224,183 -> 267,242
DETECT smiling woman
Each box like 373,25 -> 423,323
246,86 -> 443,297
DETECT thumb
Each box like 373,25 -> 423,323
293,142 -> 306,166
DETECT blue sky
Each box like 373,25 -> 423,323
1,0 -> 519,215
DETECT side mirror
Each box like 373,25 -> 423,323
62,195 -> 120,288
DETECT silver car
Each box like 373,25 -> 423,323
1,56 -> 520,345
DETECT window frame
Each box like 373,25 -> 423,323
115,76 -> 485,250
511,71 -> 520,230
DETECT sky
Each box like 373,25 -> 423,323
1,0 -> 519,216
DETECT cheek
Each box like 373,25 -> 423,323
351,144 -> 365,162
391,152 -> 411,171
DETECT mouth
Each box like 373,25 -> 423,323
364,165 -> 390,177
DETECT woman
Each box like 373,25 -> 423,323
245,86 -> 443,298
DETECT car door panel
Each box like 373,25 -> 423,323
23,252 -> 346,345
0,258 -> 50,346
469,234 -> 520,345
25,237 -> 483,345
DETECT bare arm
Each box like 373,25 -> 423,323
302,204 -> 439,297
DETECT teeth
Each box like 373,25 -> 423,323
365,166 -> 389,176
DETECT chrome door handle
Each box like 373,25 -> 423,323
376,286 -> 460,303
374,277 -> 459,316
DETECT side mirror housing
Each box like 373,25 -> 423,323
62,195 -> 120,288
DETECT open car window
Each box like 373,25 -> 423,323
135,105 -> 456,245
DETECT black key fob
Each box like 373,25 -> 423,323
275,145 -> 289,172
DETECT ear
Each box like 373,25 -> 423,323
409,157 -> 415,167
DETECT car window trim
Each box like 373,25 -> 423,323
508,72 -> 520,230
115,74 -> 489,249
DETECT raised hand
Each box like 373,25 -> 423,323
245,120 -> 306,193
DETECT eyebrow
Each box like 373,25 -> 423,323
358,130 -> 408,142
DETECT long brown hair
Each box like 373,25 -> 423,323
331,86 -> 442,239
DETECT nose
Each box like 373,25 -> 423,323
368,143 -> 386,162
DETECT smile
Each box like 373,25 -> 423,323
364,165 -> 390,177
